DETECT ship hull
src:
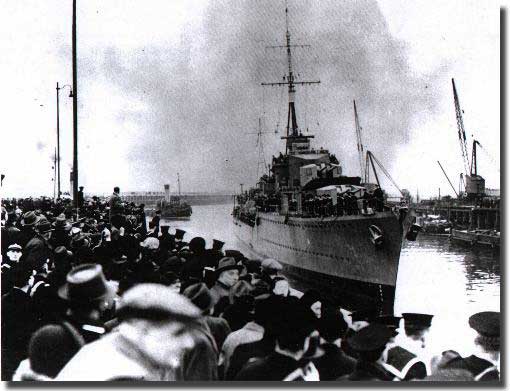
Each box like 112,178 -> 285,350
233,211 -> 403,313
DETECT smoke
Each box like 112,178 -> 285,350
79,0 -> 446,192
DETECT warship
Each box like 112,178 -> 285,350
233,6 -> 417,314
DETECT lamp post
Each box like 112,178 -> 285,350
56,82 -> 73,199
72,0 -> 78,210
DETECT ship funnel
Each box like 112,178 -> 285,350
164,184 -> 170,202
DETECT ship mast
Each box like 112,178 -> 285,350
262,3 -> 320,154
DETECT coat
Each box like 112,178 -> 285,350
23,234 -> 52,271
1,288 -> 37,380
234,351 -> 302,381
445,354 -> 499,381
339,360 -> 395,381
221,321 -> 264,374
312,343 -> 356,380
205,316 -> 231,356
226,337 -> 275,380
56,323 -> 218,381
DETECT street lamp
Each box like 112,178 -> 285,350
56,82 -> 73,199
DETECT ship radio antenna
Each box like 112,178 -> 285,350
262,3 -> 320,154
177,172 -> 181,196
248,117 -> 272,179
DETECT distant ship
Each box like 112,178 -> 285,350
233,6 -> 417,314
158,181 -> 192,220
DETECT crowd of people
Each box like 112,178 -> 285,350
0,187 -> 500,381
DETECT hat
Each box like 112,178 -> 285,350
54,245 -> 73,259
261,258 -> 283,271
468,311 -> 500,337
189,237 -> 206,253
320,310 -> 349,342
349,308 -> 379,322
374,315 -> 402,331
212,239 -> 225,250
182,283 -> 216,312
347,324 -> 393,352
28,324 -> 84,378
161,225 -> 170,233
7,243 -> 22,252
224,249 -> 246,262
52,213 -> 72,230
216,257 -> 243,276
36,218 -> 53,233
22,211 -> 40,226
70,233 -> 89,249
175,229 -> 186,240
117,283 -> 201,323
58,264 -> 114,303
402,313 -> 433,331
141,237 -> 159,250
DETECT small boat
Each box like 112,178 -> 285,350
157,196 -> 192,220
450,228 -> 500,248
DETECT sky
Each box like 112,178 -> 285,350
0,0 -> 501,198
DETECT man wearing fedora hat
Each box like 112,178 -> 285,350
50,213 -> 72,249
22,217 -> 54,273
210,257 -> 243,304
50,264 -> 116,344
18,210 -> 39,249
56,283 -> 218,380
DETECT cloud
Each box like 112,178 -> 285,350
77,0 -> 447,192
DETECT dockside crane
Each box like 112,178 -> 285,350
451,78 -> 485,198
353,100 -> 366,182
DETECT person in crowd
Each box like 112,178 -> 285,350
1,263 -> 38,380
22,217 -> 54,272
174,229 -> 188,251
180,236 -> 208,282
183,282 -> 230,355
1,210 -> 21,257
203,239 -> 225,268
235,298 -> 318,381
339,324 -> 395,381
312,309 -> 356,380
384,312 -> 432,380
150,210 -> 161,237
221,293 -> 271,377
109,186 -> 123,228
210,257 -> 242,304
77,186 -> 84,208
18,211 -> 39,249
56,284 -> 218,381
12,323 -> 85,381
158,225 -> 175,254
260,258 -> 283,286
50,213 -> 72,249
53,264 -> 116,344
438,311 -> 500,381
221,280 -> 255,331
300,289 -> 323,319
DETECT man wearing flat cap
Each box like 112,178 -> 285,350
440,311 -> 500,381
210,257 -> 243,304
260,258 -> 283,286
56,283 -> 218,381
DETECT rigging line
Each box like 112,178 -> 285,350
370,153 -> 403,196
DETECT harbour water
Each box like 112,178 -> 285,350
159,203 -> 500,357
